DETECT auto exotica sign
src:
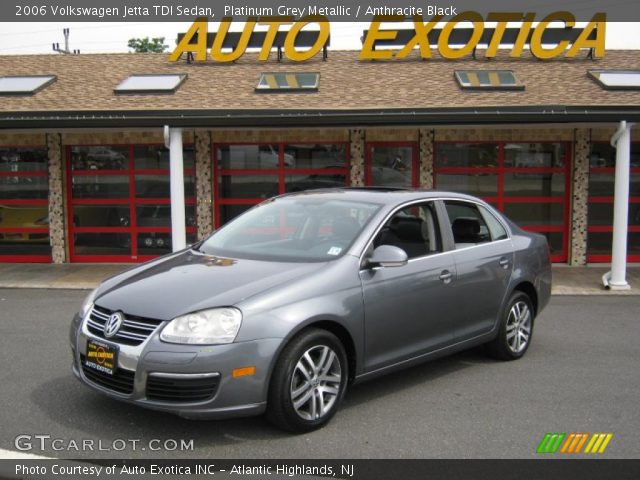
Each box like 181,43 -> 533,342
169,11 -> 606,62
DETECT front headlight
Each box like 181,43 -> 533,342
79,288 -> 98,318
160,308 -> 242,345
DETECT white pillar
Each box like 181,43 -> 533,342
607,121 -> 632,290
166,126 -> 186,252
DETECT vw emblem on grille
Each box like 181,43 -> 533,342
104,312 -> 124,338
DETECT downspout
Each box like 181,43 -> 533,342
164,126 -> 186,252
602,121 -> 632,290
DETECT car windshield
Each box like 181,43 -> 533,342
199,196 -> 382,262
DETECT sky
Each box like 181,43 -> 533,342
0,21 -> 639,55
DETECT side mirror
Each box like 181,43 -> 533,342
367,245 -> 408,268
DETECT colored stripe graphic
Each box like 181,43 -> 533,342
536,433 -> 566,453
537,433 -> 614,454
560,433 -> 590,453
584,433 -> 614,454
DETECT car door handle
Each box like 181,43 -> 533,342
439,270 -> 453,284
499,257 -> 510,269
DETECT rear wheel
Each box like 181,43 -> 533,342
486,291 -> 534,360
267,329 -> 348,433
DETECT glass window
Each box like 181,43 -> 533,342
478,205 -> 508,240
285,174 -> 346,193
503,173 -> 565,197
114,74 -> 186,93
217,145 -> 281,170
435,173 -> 498,197
71,146 -> 128,170
435,143 -> 499,168
284,144 -> 347,169
0,176 -> 48,200
588,202 -> 640,227
137,205 -> 196,228
256,72 -> 319,92
71,175 -> 130,199
374,202 -> 442,258
134,145 -> 195,170
135,175 -> 195,198
0,75 -> 55,94
0,205 -> 50,257
369,145 -> 415,188
588,70 -> 640,90
72,205 -> 130,228
504,203 -> 564,227
218,175 -> 279,199
0,147 -> 48,173
454,70 -> 524,90
73,233 -> 131,256
444,201 -> 492,247
504,143 -> 566,168
202,197 -> 381,262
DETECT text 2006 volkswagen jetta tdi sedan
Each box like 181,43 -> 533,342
70,188 -> 551,432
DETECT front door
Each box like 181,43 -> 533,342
359,201 -> 459,372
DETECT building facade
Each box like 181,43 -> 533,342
1,50 -> 639,265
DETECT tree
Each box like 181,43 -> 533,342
127,37 -> 169,53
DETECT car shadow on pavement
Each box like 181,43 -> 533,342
29,347 -> 494,453
341,347 -> 492,410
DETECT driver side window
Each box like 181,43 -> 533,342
374,202 -> 442,259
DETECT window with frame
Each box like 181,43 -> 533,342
214,143 -> 349,226
434,142 -> 570,262
374,202 -> 442,259
366,143 -> 418,188
444,201 -> 492,248
587,141 -> 640,262
0,146 -> 50,262
67,144 -> 196,262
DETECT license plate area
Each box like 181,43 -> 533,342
85,338 -> 118,375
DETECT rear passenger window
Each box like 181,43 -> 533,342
478,205 -> 508,241
444,201 -> 492,248
374,202 -> 442,259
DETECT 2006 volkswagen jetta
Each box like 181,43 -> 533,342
70,188 -> 551,432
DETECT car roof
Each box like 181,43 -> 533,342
278,187 -> 484,206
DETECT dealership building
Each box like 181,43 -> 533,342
0,45 -> 639,266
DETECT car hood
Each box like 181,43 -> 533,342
95,249 -> 328,321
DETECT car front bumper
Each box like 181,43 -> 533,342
70,313 -> 282,420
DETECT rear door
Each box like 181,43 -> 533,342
442,200 -> 514,341
359,201 -> 459,372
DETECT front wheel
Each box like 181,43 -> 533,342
267,329 -> 348,433
486,291 -> 534,360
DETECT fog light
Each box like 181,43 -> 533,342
156,237 -> 165,247
232,366 -> 256,378
144,237 -> 153,247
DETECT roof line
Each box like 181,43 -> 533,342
1,106 -> 639,129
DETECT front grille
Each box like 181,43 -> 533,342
80,355 -> 135,395
86,305 -> 163,346
146,375 -> 220,403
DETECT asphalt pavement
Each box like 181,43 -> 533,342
0,289 -> 638,459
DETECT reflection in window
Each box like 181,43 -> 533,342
217,145 -> 282,170
435,143 -> 498,168
369,145 -> 415,188
504,143 -> 566,168
284,144 -> 347,169
71,146 -> 129,170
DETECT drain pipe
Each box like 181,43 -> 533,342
602,121 -> 632,290
164,126 -> 186,252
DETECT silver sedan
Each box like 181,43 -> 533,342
70,188 -> 552,432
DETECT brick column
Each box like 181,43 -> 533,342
349,129 -> 365,186
570,128 -> 590,266
419,129 -> 435,189
194,131 -> 213,239
46,133 -> 66,263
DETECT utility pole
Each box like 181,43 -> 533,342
52,28 -> 80,54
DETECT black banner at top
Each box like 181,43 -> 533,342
4,0 -> 640,22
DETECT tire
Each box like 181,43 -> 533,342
267,328 -> 348,433
486,291 -> 534,361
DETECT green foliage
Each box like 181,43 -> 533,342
127,37 -> 169,53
